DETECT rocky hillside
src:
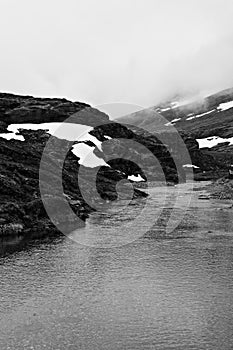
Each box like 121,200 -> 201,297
0,93 -> 182,236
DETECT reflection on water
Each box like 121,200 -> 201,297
0,183 -> 233,349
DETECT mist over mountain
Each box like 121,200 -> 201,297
1,0 -> 233,107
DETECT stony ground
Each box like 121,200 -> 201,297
205,178 -> 233,200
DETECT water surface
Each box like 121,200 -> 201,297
1,183 -> 233,349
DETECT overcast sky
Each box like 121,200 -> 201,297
1,0 -> 233,109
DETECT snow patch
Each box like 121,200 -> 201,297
160,107 -> 171,112
128,174 -> 145,182
197,136 -> 233,148
186,109 -> 215,121
72,143 -> 108,167
183,164 -> 200,169
0,133 -> 24,141
165,118 -> 181,126
7,123 -> 95,141
217,101 -> 233,111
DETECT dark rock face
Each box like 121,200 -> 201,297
0,129 -> 85,236
90,122 -> 185,183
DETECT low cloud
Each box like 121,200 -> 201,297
1,0 -> 233,111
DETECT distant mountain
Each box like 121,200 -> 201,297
154,87 -> 233,139
117,87 -> 233,138
116,87 -> 233,178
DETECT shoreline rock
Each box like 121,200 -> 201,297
202,178 -> 233,200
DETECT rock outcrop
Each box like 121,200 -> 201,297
90,122 -> 185,183
0,92 -> 108,130
205,178 -> 233,200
